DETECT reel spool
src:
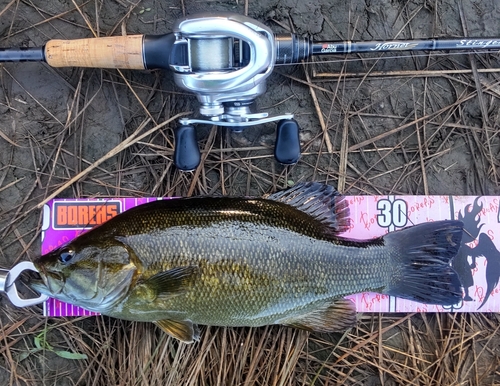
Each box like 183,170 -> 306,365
168,13 -> 301,171
189,38 -> 233,72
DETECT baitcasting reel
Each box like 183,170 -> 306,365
167,13 -> 303,170
2,11 -> 500,170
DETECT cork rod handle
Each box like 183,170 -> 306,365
44,35 -> 145,69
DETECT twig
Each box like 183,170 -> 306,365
36,112 -> 187,209
313,68 -> 500,79
302,64 -> 334,153
412,85 -> 429,194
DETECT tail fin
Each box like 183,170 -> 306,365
384,220 -> 463,306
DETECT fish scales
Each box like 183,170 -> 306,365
92,197 -> 389,326
31,182 -> 463,343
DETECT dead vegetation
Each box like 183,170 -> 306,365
2,311 -> 500,385
0,0 -> 500,385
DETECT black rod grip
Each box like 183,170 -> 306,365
174,125 -> 200,171
143,33 -> 176,70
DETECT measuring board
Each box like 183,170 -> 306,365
40,195 -> 500,316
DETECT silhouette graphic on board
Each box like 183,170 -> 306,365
474,233 -> 500,309
452,198 -> 484,301
452,197 -> 500,309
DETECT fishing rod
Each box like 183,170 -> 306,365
1,12 -> 499,170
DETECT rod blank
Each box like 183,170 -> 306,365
311,38 -> 500,56
0,47 -> 44,62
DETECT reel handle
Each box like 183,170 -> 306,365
174,125 -> 201,171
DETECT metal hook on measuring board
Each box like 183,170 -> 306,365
0,261 -> 48,307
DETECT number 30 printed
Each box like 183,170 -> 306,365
377,199 -> 408,228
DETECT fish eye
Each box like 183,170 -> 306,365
59,249 -> 75,264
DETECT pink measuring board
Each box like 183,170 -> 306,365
40,195 -> 500,316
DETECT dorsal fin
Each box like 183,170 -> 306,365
267,182 -> 351,235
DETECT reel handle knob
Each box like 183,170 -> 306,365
274,119 -> 301,165
174,125 -> 200,171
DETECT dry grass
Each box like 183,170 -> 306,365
1,312 -> 499,385
1,0 -> 500,385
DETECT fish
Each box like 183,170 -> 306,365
31,182 -> 463,343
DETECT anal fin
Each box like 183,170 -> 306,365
282,298 -> 357,332
154,319 -> 200,344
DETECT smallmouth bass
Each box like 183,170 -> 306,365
31,183 -> 463,343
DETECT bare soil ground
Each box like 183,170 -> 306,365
0,0 -> 499,385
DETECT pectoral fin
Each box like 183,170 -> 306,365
282,298 -> 357,332
142,265 -> 199,296
154,319 -> 200,343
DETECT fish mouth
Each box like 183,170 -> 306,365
28,270 -> 49,294
29,279 -> 48,295
28,268 -> 63,296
